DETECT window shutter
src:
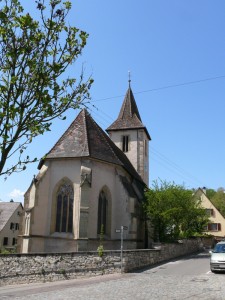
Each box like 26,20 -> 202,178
218,223 -> 221,231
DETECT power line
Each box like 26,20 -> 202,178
151,146 -> 205,187
150,156 -> 198,187
88,106 -> 110,129
89,102 -> 205,187
92,75 -> 225,103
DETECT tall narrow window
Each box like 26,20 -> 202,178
144,140 -> 148,156
55,183 -> 74,233
122,135 -> 129,152
3,237 -> 8,246
97,191 -> 108,234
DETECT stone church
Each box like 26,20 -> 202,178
19,84 -> 151,253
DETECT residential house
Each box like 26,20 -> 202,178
0,201 -> 23,251
195,188 -> 225,241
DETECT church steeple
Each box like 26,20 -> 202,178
106,86 -> 150,139
106,84 -> 151,185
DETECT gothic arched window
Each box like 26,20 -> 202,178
55,183 -> 74,233
97,190 -> 108,234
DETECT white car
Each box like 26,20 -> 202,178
210,241 -> 225,273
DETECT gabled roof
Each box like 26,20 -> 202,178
106,86 -> 151,140
0,202 -> 22,231
195,188 -> 225,219
38,109 -> 144,183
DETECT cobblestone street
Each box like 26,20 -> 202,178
13,273 -> 224,300
1,254 -> 225,300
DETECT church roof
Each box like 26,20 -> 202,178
38,109 -> 144,183
106,86 -> 151,140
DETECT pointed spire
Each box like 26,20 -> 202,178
128,70 -> 131,87
106,85 -> 150,140
117,86 -> 142,122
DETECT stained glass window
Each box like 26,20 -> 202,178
55,183 -> 74,233
97,190 -> 108,234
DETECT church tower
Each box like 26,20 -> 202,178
106,83 -> 151,185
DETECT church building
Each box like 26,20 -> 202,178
19,84 -> 151,253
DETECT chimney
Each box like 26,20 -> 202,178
202,187 -> 206,194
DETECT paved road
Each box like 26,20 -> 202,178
1,252 -> 225,300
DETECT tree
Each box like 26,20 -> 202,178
144,180 -> 209,242
206,188 -> 216,200
211,188 -> 225,217
0,0 -> 93,178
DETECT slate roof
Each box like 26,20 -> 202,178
119,175 -> 137,198
0,202 -> 22,231
38,109 -> 144,183
106,86 -> 151,140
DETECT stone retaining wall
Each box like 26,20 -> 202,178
0,238 -> 203,286
124,238 -> 203,272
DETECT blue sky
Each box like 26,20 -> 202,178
1,0 -> 225,203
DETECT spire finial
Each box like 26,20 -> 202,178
128,71 -> 131,87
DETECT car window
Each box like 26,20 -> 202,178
214,244 -> 225,253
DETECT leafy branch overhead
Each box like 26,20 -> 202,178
0,0 -> 93,177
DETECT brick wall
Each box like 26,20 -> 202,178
0,238 -> 204,286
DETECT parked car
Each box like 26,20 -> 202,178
210,241 -> 225,273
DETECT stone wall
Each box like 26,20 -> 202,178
124,238 -> 203,272
0,238 -> 203,286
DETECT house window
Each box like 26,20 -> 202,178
205,209 -> 214,217
12,238 -> 17,246
207,223 -> 221,231
10,222 -> 14,230
97,191 -> 108,234
3,237 -> 8,246
55,183 -> 74,233
15,223 -> 19,230
122,135 -> 129,152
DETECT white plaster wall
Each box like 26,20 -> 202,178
114,174 -> 131,240
109,129 -> 149,185
31,159 -> 81,237
87,160 -> 132,240
24,157 -> 141,252
201,193 -> 225,237
88,160 -> 116,238
109,130 -> 138,170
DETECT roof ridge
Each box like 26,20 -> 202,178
37,107 -> 144,183
196,188 -> 225,219
85,112 -> 144,182
44,110 -> 84,158
86,113 -> 123,166
81,109 -> 90,156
